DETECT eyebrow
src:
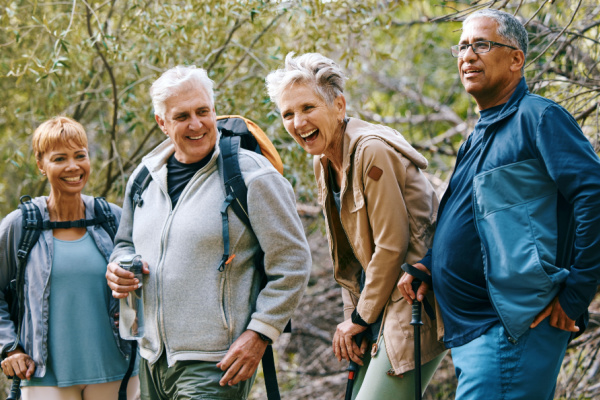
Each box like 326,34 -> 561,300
459,37 -> 489,44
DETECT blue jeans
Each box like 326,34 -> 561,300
451,319 -> 570,400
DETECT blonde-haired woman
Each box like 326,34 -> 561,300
266,53 -> 447,399
0,116 -> 139,399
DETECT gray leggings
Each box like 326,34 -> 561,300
352,337 -> 447,400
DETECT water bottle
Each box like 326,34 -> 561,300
119,254 -> 145,339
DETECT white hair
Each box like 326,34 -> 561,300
150,65 -> 215,119
265,52 -> 347,108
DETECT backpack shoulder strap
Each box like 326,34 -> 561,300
8,196 -> 44,355
16,196 -> 43,264
94,197 -> 117,241
130,166 -> 151,210
219,135 -> 251,228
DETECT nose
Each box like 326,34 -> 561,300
65,157 -> 80,170
189,114 -> 202,130
293,113 -> 306,131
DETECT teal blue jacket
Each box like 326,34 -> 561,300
426,78 -> 600,342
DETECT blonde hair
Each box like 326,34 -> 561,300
32,116 -> 89,160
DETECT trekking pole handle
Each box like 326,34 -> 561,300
410,280 -> 423,326
7,376 -> 20,400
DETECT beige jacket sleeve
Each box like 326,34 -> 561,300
354,138 -> 411,323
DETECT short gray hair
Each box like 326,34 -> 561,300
464,9 -> 528,64
150,65 -> 215,119
265,52 -> 347,108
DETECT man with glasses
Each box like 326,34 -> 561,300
398,9 -> 600,399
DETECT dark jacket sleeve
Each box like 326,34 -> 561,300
536,104 -> 600,320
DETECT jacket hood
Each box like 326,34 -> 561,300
345,117 -> 429,170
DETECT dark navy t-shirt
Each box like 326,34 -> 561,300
167,151 -> 213,207
430,104 -> 504,348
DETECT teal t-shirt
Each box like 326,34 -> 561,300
24,232 -> 135,387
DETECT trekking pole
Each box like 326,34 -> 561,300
7,377 -> 20,400
401,263 -> 433,400
410,281 -> 423,400
344,331 -> 365,400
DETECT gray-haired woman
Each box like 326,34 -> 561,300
266,53 -> 447,399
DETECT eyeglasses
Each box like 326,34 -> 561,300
451,40 -> 518,58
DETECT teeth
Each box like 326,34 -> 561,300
189,133 -> 205,140
63,176 -> 81,182
300,129 -> 317,139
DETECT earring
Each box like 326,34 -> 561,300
40,170 -> 46,176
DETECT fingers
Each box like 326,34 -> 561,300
217,331 -> 265,386
26,359 -> 35,379
397,274 -> 415,305
1,354 -> 35,380
416,282 -> 430,302
106,262 -> 139,296
530,307 -> 550,329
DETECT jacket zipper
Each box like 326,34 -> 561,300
471,185 -> 518,344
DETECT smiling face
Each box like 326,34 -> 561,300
37,142 -> 90,196
278,83 -> 346,157
155,82 -> 218,164
458,17 -> 524,110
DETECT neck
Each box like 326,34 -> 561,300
47,191 -> 85,221
476,76 -> 521,110
322,119 -> 347,174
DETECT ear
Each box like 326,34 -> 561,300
510,49 -> 525,73
155,114 -> 168,135
334,94 -> 347,120
36,158 -> 44,173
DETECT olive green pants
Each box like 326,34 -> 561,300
140,351 -> 255,400
352,337 -> 448,400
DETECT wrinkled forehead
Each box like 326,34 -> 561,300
460,17 -> 500,42
165,82 -> 214,113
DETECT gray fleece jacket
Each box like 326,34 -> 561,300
110,135 -> 311,366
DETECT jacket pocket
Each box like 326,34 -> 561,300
388,286 -> 433,339
219,274 -> 230,331
473,159 -> 568,339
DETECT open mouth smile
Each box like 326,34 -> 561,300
299,128 -> 318,142
62,175 -> 83,182
188,133 -> 206,140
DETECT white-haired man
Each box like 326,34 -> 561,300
106,65 -> 311,399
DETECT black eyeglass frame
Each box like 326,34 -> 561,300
451,40 -> 518,58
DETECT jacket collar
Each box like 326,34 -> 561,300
495,77 -> 529,121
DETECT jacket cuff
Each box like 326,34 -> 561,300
247,319 -> 280,343
351,309 -> 369,327
419,249 -> 433,271
1,341 -> 17,360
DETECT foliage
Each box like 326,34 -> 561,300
1,0 -> 600,398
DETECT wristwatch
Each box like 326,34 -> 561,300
253,331 -> 272,344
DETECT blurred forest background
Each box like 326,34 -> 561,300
1,0 -> 599,399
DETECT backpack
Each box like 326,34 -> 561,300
3,196 -> 131,400
129,115 -> 287,400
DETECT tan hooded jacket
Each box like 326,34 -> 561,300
314,118 -> 446,375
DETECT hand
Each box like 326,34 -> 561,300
530,297 -> 579,333
397,263 -> 431,305
333,319 -> 368,365
217,330 -> 268,386
1,349 -> 35,380
106,260 -> 149,299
